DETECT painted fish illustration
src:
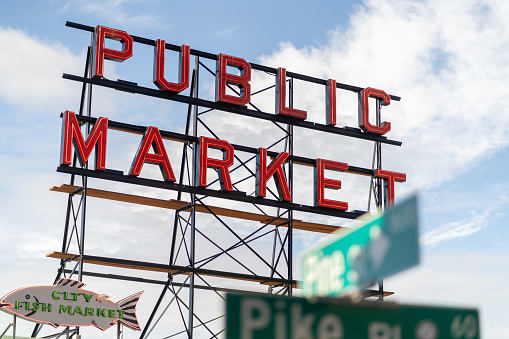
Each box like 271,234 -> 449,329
0,278 -> 143,331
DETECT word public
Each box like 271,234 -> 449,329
92,25 -> 392,134
60,111 -> 406,210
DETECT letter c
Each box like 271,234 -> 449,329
52,291 -> 61,300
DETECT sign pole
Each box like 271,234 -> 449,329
12,314 -> 16,339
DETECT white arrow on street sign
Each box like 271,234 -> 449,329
300,195 -> 419,297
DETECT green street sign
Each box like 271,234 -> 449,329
226,293 -> 480,339
301,195 -> 419,297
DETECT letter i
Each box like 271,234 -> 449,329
275,301 -> 287,339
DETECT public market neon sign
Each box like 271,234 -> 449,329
61,25 -> 406,211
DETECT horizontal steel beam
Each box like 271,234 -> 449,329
64,270 -> 393,298
51,184 -> 343,233
57,165 -> 367,219
63,73 -> 402,146
68,113 -> 376,176
49,252 -> 297,287
63,269 -> 251,294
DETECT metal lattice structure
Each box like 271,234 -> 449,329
36,21 -> 403,339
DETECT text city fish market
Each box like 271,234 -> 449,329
60,111 -> 406,211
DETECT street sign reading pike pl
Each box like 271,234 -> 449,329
226,293 -> 479,339
301,195 -> 419,297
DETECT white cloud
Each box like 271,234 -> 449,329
57,0 -> 166,29
421,208 -> 491,248
0,27 -> 85,111
214,26 -> 238,37
255,0 -> 509,192
386,251 -> 509,339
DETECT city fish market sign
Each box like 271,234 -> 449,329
0,278 -> 142,331
58,24 -> 406,211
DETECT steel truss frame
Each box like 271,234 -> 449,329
39,21 -> 401,339
139,56 -> 297,339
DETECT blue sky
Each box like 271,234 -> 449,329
0,0 -> 508,338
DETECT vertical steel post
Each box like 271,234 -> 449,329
287,78 -> 295,296
76,36 -> 94,339
77,48 -> 93,283
78,183 -> 87,283
376,99 -> 383,211
187,55 -> 200,339
169,68 -> 197,266
375,98 -> 384,301
61,46 -> 92,260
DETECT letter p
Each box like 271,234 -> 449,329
241,298 -> 270,339
92,25 -> 133,78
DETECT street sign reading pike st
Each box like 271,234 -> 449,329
301,195 -> 419,297
226,293 -> 480,339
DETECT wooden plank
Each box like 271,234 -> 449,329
50,184 -> 342,233
47,252 -> 392,295
46,252 -> 296,287
47,251 -> 181,274
361,290 -> 395,298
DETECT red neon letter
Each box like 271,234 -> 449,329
129,127 -> 176,182
92,25 -> 133,78
326,79 -> 337,125
375,169 -> 406,206
60,111 -> 108,170
358,87 -> 391,135
198,137 -> 234,191
216,54 -> 251,106
256,148 -> 291,201
153,40 -> 190,93
276,67 -> 307,119
314,159 -> 349,210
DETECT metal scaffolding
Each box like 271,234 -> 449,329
37,21 -> 402,339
